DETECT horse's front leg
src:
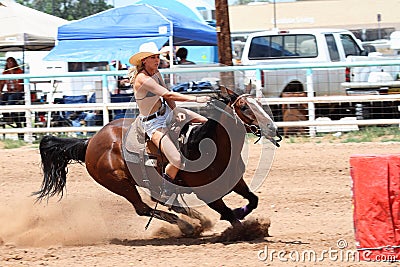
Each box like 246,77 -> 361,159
232,177 -> 259,220
207,199 -> 242,227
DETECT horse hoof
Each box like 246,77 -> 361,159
232,219 -> 243,228
177,219 -> 195,236
233,207 -> 247,220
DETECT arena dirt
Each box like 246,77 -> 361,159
0,140 -> 398,266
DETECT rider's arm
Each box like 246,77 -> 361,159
140,75 -> 209,103
162,91 -> 209,103
154,72 -> 176,109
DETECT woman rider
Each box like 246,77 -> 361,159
128,43 -> 210,202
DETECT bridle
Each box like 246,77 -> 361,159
230,94 -> 282,147
229,94 -> 261,138
211,93 -> 282,147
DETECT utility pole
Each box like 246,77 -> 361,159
273,0 -> 277,29
215,0 -> 234,88
377,13 -> 382,39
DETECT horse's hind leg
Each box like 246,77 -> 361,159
102,180 -> 195,236
170,203 -> 213,230
231,177 -> 259,220
151,209 -> 195,236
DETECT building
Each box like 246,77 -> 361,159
228,0 -> 399,41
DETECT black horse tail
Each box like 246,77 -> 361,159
33,135 -> 89,202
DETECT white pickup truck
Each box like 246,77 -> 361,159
241,28 -> 367,97
240,28 -> 400,120
341,54 -> 400,95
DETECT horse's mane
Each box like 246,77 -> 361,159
182,94 -> 237,159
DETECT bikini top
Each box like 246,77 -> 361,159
135,90 -> 156,100
135,70 -> 162,101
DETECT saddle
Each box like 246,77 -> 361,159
123,117 -> 199,191
123,118 -> 157,165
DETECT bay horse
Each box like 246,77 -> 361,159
35,86 -> 281,236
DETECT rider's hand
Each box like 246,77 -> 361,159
195,96 -> 211,103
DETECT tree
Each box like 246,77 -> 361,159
215,0 -> 234,87
215,0 -> 232,66
16,0 -> 112,20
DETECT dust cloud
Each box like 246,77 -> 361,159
0,198 -> 111,247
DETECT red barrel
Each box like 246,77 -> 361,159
350,154 -> 400,261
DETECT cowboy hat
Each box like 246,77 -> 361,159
129,42 -> 161,66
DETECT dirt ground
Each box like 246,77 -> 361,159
0,139 -> 399,267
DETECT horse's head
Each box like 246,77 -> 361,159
218,86 -> 282,147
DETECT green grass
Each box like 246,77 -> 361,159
0,126 -> 398,149
288,126 -> 400,143
1,139 -> 27,149
246,126 -> 400,144
340,126 -> 399,143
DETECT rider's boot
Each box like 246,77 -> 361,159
160,173 -> 176,204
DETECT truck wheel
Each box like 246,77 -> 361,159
282,82 -> 304,94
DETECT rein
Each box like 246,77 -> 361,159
213,94 -> 281,147
209,97 -> 262,143
230,93 -> 252,110
208,99 -> 236,119
210,96 -> 260,134
229,94 -> 263,143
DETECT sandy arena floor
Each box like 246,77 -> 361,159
0,139 -> 398,266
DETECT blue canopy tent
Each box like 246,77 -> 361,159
45,4 -> 217,63
132,0 -> 206,22
130,0 -> 218,64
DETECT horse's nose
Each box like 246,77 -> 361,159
268,123 -> 277,133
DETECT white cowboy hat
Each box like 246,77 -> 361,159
129,42 -> 161,66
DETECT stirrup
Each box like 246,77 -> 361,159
160,173 -> 177,207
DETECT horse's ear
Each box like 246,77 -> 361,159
219,85 -> 229,98
219,85 -> 236,98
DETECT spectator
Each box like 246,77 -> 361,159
0,57 -> 24,140
69,111 -> 101,137
0,57 -> 24,105
159,57 -> 170,69
176,47 -> 195,65
76,93 -> 102,136
159,46 -> 172,68
111,60 -> 131,94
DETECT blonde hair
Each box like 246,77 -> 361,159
128,60 -> 161,85
128,61 -> 145,85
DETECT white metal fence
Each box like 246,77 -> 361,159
0,61 -> 399,141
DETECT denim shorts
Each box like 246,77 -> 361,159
140,106 -> 171,139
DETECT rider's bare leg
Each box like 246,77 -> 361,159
152,130 -> 181,179
165,163 -> 179,179
151,129 -> 182,200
